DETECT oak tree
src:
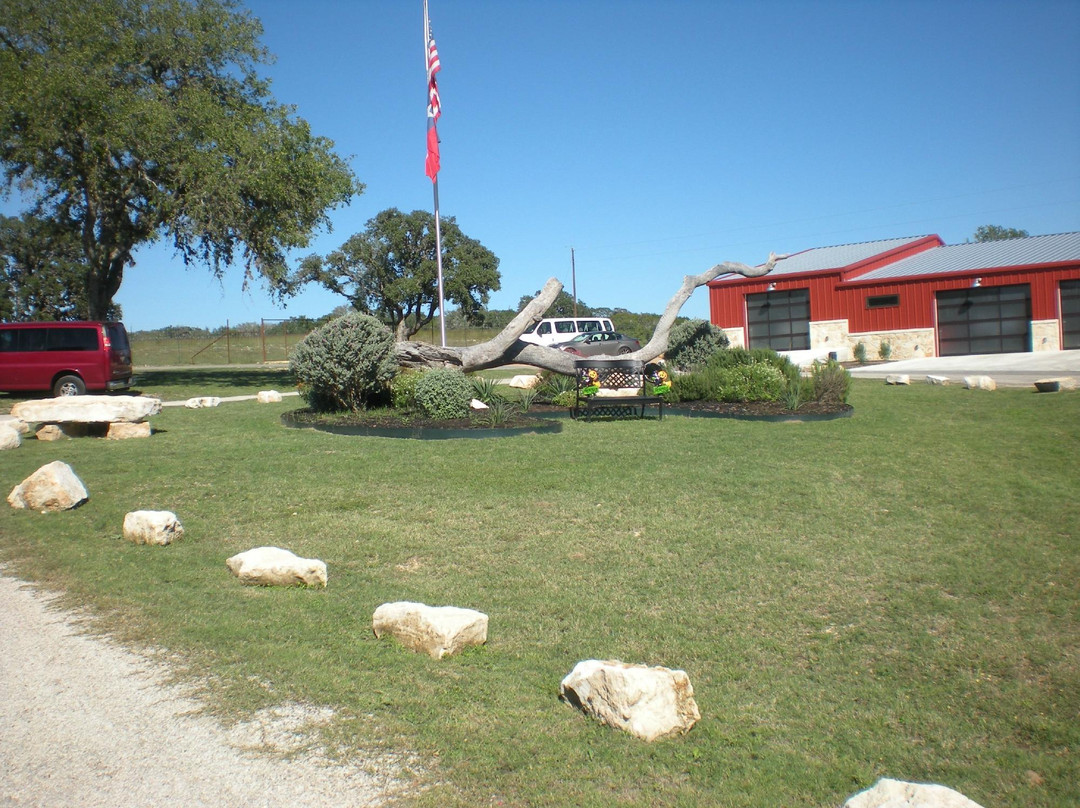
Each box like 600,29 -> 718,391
0,0 -> 359,320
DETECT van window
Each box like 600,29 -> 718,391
49,327 -> 98,351
555,321 -> 576,334
577,320 -> 601,333
537,322 -> 552,336
17,328 -> 48,352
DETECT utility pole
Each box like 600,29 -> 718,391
571,247 -> 577,317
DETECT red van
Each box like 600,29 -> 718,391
0,321 -> 134,396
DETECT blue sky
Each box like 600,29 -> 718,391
89,1 -> 1080,329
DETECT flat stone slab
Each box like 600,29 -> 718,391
885,374 -> 910,385
372,602 -> 488,659
1034,376 -> 1077,392
11,395 -> 161,424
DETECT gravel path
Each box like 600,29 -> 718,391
0,574 -> 411,808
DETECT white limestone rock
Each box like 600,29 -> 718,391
107,421 -> 152,439
123,510 -> 184,546
226,546 -> 327,587
885,374 -> 910,385
7,461 -> 88,512
469,398 -> 489,410
34,424 -> 68,442
185,396 -> 221,409
559,659 -> 701,742
11,395 -> 161,424
962,375 -> 996,391
844,778 -> 984,808
925,375 -> 950,386
372,601 -> 488,659
508,374 -> 542,389
0,424 -> 20,450
0,413 -> 30,435
256,390 -> 283,403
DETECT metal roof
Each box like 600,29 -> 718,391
712,236 -> 931,282
855,232 -> 1080,281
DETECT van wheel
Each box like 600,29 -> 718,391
53,375 -> 86,397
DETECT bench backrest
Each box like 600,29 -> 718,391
575,359 -> 645,393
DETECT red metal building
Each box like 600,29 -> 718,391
707,232 -> 1080,360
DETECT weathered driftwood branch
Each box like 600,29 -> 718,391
393,255 -> 780,375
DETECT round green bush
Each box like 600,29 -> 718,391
414,368 -> 473,420
290,313 -> 398,412
666,319 -> 730,371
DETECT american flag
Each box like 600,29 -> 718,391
426,37 -> 441,121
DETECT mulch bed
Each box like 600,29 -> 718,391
286,398 -> 853,432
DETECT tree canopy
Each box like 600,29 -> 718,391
0,0 -> 359,320
517,288 -> 590,318
973,225 -> 1029,242
0,213 -> 123,321
297,208 -> 501,341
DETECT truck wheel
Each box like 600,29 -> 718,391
53,375 -> 86,396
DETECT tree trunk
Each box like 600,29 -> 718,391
393,255 -> 781,374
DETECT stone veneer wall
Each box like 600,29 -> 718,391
1032,320 -> 1061,351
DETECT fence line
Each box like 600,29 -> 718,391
129,327 -> 501,366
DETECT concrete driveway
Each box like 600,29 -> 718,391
847,350 -> 1080,388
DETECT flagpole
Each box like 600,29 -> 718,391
424,0 -> 447,348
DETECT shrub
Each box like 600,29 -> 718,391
669,370 -> 716,402
810,360 -> 852,405
551,389 -> 577,409
879,341 -> 893,361
391,369 -> 423,410
290,313 -> 397,412
854,341 -> 868,364
470,375 -> 503,405
414,368 -> 473,420
537,372 -> 575,402
712,364 -> 787,402
665,319 -> 729,371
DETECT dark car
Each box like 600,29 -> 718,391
558,331 -> 641,356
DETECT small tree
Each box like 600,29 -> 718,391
298,208 -> 500,341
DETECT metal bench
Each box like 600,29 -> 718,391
573,358 -> 664,420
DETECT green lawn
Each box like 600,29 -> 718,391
1,370 -> 1077,807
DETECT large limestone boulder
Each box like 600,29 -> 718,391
185,396 -> 221,409
107,422 -> 152,440
885,374 -> 910,385
11,395 -> 161,424
372,602 -> 488,659
123,511 -> 184,546
926,375 -> 950,386
508,374 -> 542,389
256,390 -> 283,403
7,461 -> 88,512
0,413 -> 30,435
35,424 -> 69,441
962,375 -> 996,391
559,660 -> 701,742
0,424 -> 20,450
845,778 -> 984,808
226,546 -> 327,587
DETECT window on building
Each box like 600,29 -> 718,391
866,294 -> 900,309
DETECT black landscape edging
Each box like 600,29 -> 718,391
280,410 -> 564,440
666,405 -> 854,423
